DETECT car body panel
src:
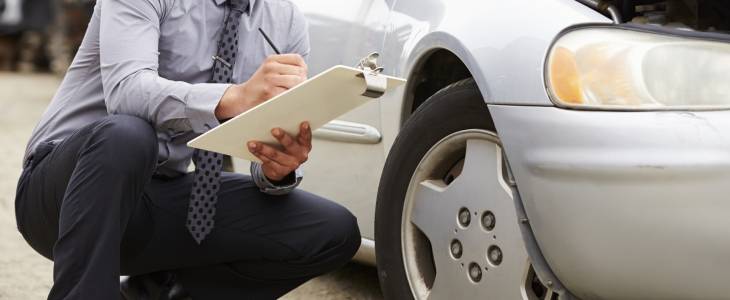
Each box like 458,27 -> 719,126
492,105 -> 730,299
382,0 -> 609,104
285,0 -> 396,239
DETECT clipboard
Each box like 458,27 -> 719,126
187,53 -> 407,162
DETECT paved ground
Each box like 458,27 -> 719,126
0,72 -> 383,299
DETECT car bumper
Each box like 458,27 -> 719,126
490,105 -> 730,300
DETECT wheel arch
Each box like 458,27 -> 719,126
399,32 -> 494,127
389,0 -> 612,127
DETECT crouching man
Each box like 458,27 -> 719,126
14,0 -> 361,299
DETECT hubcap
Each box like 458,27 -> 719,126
400,130 -> 531,299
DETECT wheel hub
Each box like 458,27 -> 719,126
400,130 -> 531,300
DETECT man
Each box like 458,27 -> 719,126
14,0 -> 361,299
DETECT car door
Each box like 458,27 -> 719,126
279,0 -> 394,239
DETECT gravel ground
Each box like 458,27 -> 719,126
0,72 -> 383,299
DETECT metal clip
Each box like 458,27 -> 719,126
212,55 -> 233,69
356,52 -> 387,98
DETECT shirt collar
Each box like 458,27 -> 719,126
213,0 -> 255,10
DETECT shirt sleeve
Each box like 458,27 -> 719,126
285,2 -> 310,59
99,0 -> 227,133
250,162 -> 303,195
250,2 -> 310,195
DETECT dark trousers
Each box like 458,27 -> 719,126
15,115 -> 361,299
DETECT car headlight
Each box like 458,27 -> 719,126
546,26 -> 730,110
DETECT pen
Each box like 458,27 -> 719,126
258,28 -> 281,55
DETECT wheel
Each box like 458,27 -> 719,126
376,78 -> 532,299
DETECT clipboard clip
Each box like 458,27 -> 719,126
356,52 -> 388,98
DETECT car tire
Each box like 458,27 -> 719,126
375,78 -> 498,299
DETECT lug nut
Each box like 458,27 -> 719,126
488,245 -> 503,266
458,208 -> 471,227
481,211 -> 495,231
450,239 -> 463,259
468,262 -> 482,282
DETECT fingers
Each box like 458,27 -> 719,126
248,142 -> 296,181
246,124 -> 312,181
298,122 -> 312,151
248,143 -> 297,181
267,54 -> 307,68
258,55 -> 307,100
248,141 -> 299,167
266,62 -> 305,77
272,128 -> 308,163
265,74 -> 305,89
261,59 -> 306,91
271,128 -> 295,149
252,153 -> 290,181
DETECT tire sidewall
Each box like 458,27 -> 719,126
375,78 -> 494,299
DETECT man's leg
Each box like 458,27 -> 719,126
15,115 -> 158,300
122,172 -> 361,299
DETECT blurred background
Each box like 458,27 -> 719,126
0,2 -> 383,299
0,0 -> 94,74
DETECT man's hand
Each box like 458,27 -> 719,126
216,54 -> 308,120
248,122 -> 312,181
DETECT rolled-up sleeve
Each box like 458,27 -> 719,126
99,0 -> 228,133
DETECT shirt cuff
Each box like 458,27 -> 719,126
185,83 -> 231,133
250,162 -> 303,195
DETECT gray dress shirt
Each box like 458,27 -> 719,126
24,0 -> 309,194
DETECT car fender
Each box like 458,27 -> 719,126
383,0 -> 610,107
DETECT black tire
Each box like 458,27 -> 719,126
375,78 -> 495,299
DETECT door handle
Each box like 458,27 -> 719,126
313,120 -> 382,144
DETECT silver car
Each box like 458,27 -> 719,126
253,0 -> 730,299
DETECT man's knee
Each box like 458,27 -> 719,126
330,205 -> 361,255
307,200 -> 361,264
89,114 -> 157,173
